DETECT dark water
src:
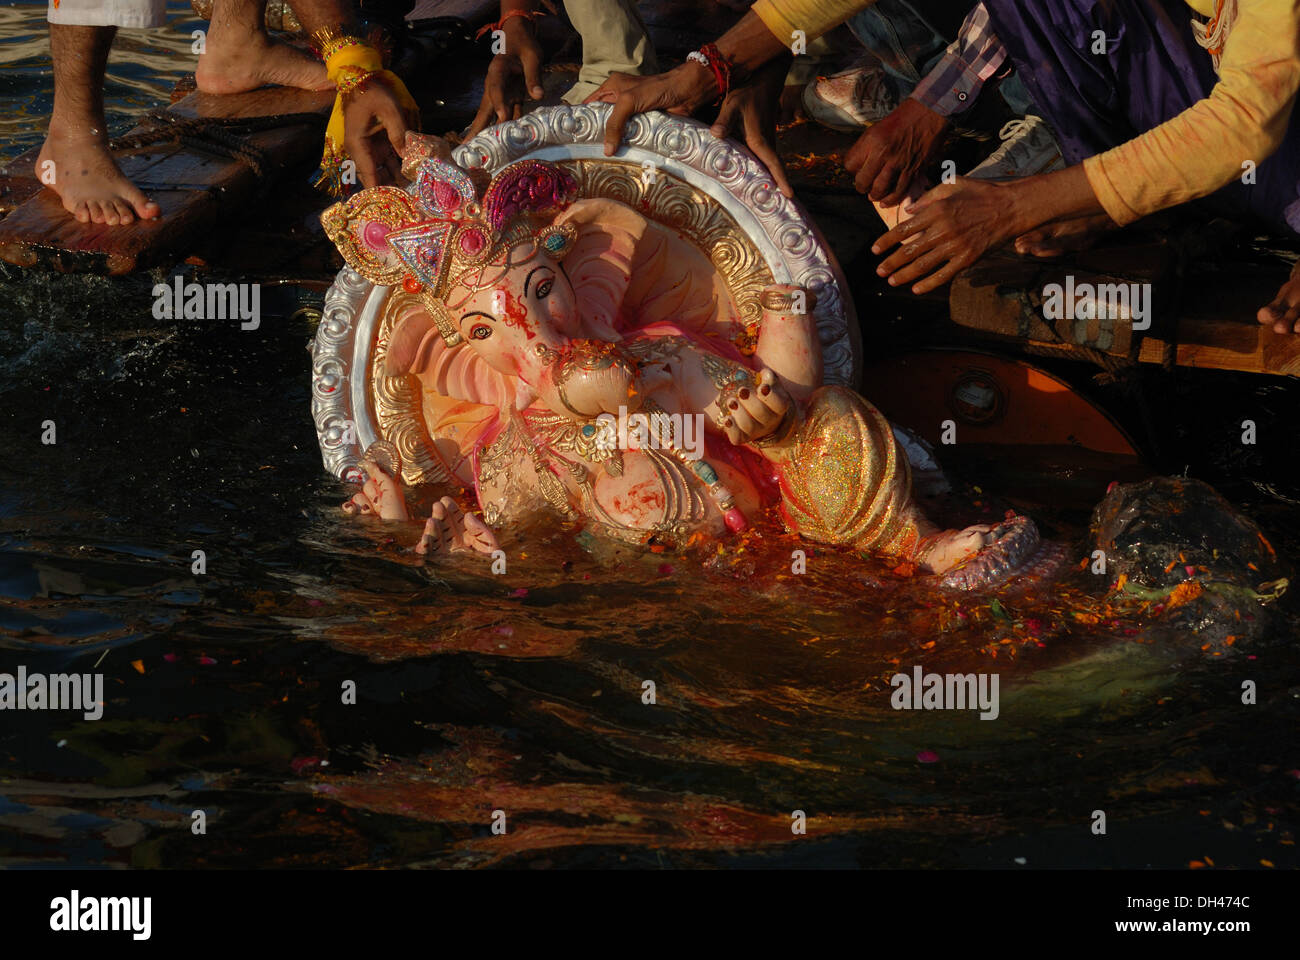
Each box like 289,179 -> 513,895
2,2 -> 1299,870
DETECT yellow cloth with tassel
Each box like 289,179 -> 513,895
317,42 -> 419,196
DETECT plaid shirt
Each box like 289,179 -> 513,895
910,3 -> 1008,116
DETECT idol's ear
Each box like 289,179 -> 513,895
321,186 -> 426,285
386,311 -> 440,376
390,311 -> 515,410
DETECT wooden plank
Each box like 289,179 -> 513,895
947,276 -> 1300,377
944,239 -> 1300,375
0,85 -> 333,276
949,243 -> 1176,360
1138,315 -> 1300,376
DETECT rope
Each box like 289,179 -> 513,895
1009,288 -> 1139,385
107,109 -> 326,179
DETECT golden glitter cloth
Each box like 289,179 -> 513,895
777,386 -> 915,553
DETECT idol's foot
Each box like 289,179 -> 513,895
913,524 -> 997,575
1257,260 -> 1300,334
340,458 -> 409,520
37,122 -> 161,226
1013,213 -> 1117,258
919,514 -> 1045,591
195,20 -> 330,94
416,496 -> 500,556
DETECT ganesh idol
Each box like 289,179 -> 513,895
319,135 -> 1036,585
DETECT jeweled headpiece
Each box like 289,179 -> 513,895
322,156 -> 580,346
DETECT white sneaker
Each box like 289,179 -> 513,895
802,62 -> 899,132
967,115 -> 1066,180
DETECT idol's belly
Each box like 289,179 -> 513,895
479,443 -> 761,544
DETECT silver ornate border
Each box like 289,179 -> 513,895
312,103 -> 861,481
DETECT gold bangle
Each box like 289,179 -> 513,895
335,67 -> 379,96
760,287 -> 817,313
311,25 -> 366,62
750,406 -> 798,448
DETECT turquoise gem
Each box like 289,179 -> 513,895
581,423 -> 596,437
693,462 -> 718,484
545,233 -> 565,251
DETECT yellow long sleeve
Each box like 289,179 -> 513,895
1083,0 -> 1300,225
750,0 -> 877,43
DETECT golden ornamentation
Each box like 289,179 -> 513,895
310,26 -> 366,62
761,287 -> 818,312
321,187 -> 424,287
696,349 -> 754,392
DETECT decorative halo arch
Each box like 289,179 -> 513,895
311,103 -> 860,483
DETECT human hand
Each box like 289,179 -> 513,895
342,78 -> 420,187
844,97 -> 949,204
465,18 -> 546,138
709,55 -> 793,197
1258,261 -> 1300,334
872,176 -> 1026,294
586,63 -> 717,155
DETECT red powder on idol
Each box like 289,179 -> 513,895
497,288 -> 536,340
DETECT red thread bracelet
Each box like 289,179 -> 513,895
697,42 -> 732,102
475,8 -> 546,40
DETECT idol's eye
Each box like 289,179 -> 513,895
535,278 -> 553,299
470,324 -> 492,340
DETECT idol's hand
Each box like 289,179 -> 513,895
709,55 -> 793,197
844,97 -> 949,204
587,63 -> 717,155
872,176 -> 1024,294
717,368 -> 793,447
465,17 -> 546,138
342,79 -> 419,187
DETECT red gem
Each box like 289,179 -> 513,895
459,229 -> 485,255
402,275 -> 423,294
433,181 -> 460,212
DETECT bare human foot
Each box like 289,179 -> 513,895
43,23 -> 161,226
416,497 -> 501,556
37,122 -> 161,225
1257,259 -> 1300,334
1013,212 -> 1118,258
195,0 -> 331,95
